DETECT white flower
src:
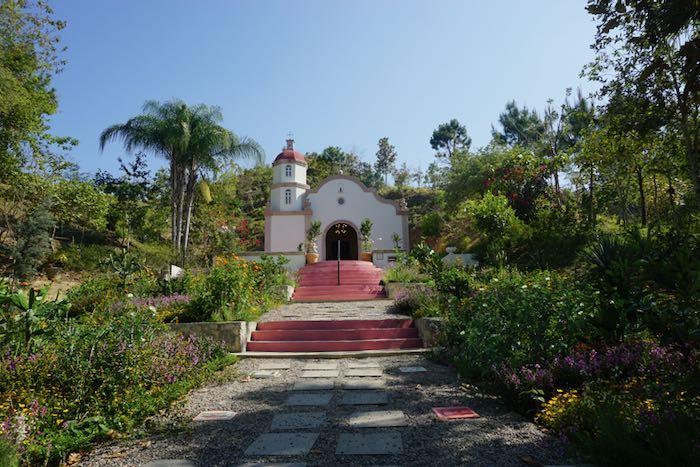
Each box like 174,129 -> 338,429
609,299 -> 615,304
459,330 -> 465,336
521,285 -> 527,289
148,305 -> 157,312
492,278 -> 499,282
127,293 -> 134,298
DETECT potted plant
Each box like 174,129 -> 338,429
360,218 -> 373,262
305,220 -> 321,264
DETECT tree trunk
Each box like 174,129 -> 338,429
668,173 -> 675,207
170,160 -> 178,252
175,168 -> 186,263
588,165 -> 595,225
636,165 -> 647,226
181,163 -> 197,266
652,173 -> 658,222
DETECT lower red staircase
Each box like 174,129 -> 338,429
293,260 -> 386,301
247,319 -> 423,352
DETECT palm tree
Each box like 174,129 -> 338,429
99,99 -> 264,264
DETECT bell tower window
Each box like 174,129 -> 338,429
285,165 -> 292,177
284,189 -> 292,205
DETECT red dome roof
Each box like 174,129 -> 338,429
274,139 -> 305,164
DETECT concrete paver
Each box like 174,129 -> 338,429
335,432 -> 402,455
271,412 -> 326,430
346,410 -> 408,427
285,393 -> 333,406
339,391 -> 388,405
244,433 -> 320,456
301,370 -> 340,378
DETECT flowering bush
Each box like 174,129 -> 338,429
185,254 -> 288,322
0,308 -> 229,465
392,285 -> 438,317
443,268 -> 598,378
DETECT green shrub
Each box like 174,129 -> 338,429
60,244 -> 114,272
0,308 -> 229,465
185,255 -> 287,322
0,439 -> 18,467
466,193 -> 529,264
444,269 -> 599,378
383,263 -> 428,283
66,276 -> 122,316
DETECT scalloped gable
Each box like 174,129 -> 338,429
303,174 -> 408,215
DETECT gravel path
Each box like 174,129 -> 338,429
258,299 -> 403,322
82,354 -> 565,466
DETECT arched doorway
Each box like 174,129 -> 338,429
325,222 -> 359,260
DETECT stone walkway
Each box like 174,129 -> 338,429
83,355 -> 565,466
258,300 -> 401,322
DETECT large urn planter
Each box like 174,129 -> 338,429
360,252 -> 373,262
306,253 -> 319,264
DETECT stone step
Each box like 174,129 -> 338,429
251,328 -> 419,341
256,319 -> 414,331
246,338 -> 423,352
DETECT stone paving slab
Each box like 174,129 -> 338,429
258,362 -> 291,370
398,366 -> 427,373
143,460 -> 195,467
303,362 -> 338,371
285,393 -> 333,406
301,370 -> 339,378
192,410 -> 237,422
271,412 -> 326,430
244,433 -> 320,456
335,432 -> 402,455
340,391 -> 388,405
292,380 -> 335,391
347,360 -> 380,369
345,368 -> 383,377
342,379 -> 386,390
347,410 -> 408,427
253,370 -> 281,379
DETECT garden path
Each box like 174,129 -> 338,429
81,301 -> 566,466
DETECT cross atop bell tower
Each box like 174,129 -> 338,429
286,132 -> 294,150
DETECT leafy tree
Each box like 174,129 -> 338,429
99,99 -> 264,264
306,146 -> 380,188
0,0 -> 69,179
52,179 -> 113,238
491,101 -> 545,147
374,137 -> 397,185
393,162 -> 411,190
585,0 -> 700,208
430,119 -> 471,163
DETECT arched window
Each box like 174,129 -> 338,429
285,165 -> 292,177
284,189 -> 292,205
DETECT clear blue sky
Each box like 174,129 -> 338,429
48,0 -> 598,176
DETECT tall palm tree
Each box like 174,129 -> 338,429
99,99 -> 264,264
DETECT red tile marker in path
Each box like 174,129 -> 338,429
432,406 -> 480,420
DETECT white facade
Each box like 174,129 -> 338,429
304,176 -> 409,261
264,140 -> 409,263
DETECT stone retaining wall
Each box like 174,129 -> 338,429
168,321 -> 256,353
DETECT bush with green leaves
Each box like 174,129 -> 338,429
185,255 -> 288,322
443,268 -> 599,379
466,192 -> 529,263
0,301 -> 230,465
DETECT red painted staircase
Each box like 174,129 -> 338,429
293,260 -> 386,302
247,319 -> 423,352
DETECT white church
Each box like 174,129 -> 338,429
249,139 -> 409,271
